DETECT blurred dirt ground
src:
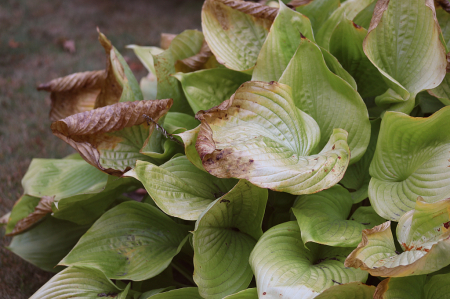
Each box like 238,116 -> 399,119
0,0 -> 202,297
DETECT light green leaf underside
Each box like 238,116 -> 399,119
193,180 -> 267,298
127,45 -> 164,75
315,282 -> 375,299
30,266 -> 123,299
140,74 -> 157,101
8,217 -> 90,272
154,30 -> 205,115
293,185 -> 385,247
429,74 -> 450,106
223,288 -> 258,299
163,112 -> 199,134
250,221 -> 368,299
146,287 -> 202,299
174,68 -> 251,113
346,199 -> 450,277
198,81 -> 350,195
176,125 -> 204,171
320,46 -> 358,90
60,201 -> 189,281
5,194 -> 40,234
201,0 -> 271,71
252,2 -> 314,82
280,38 -> 370,164
330,18 -> 388,98
128,156 -> 237,221
340,118 -> 380,203
363,0 -> 447,114
113,46 -> 144,103
369,107 -> 450,220
316,0 -> 374,50
296,0 -> 340,33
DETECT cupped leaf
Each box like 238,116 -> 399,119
279,38 -> 370,163
295,0 -> 340,33
163,112 -> 199,134
30,266 -> 123,299
293,185 -> 385,247
353,1 -> 377,29
345,198 -> 450,277
201,0 -> 275,71
127,45 -> 164,75
176,125 -> 204,171
60,201 -> 189,281
363,0 -> 447,113
340,118 -> 380,203
316,0 -> 374,50
369,107 -> 450,220
5,194 -> 41,235
223,288 -> 258,299
125,156 -> 237,220
173,68 -> 251,113
428,72 -> 450,106
8,217 -> 90,272
193,180 -> 268,298
252,2 -> 314,82
196,81 -> 350,195
250,221 -> 368,299
315,282 -> 375,299
37,70 -> 105,121
52,99 -> 173,176
330,18 -> 387,98
95,31 -> 143,107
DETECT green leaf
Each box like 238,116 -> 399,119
353,1 -> 377,29
145,288 -> 202,299
315,282 -> 375,299
163,112 -> 199,135
320,47 -> 358,90
8,217 -> 90,272
252,2 -> 314,82
173,69 -> 251,113
196,81 -> 350,195
296,0 -> 340,33
126,156 -> 237,221
369,107 -> 450,220
280,38 -> 370,164
5,194 -> 40,234
140,74 -> 158,101
175,125 -> 204,171
428,74 -> 450,106
363,0 -> 447,114
340,118 -> 380,203
345,197 -> 450,277
250,221 -> 368,299
153,30 -> 205,115
193,180 -> 268,298
223,288 -> 258,299
30,266 -> 124,299
127,45 -> 164,75
60,201 -> 189,281
374,275 -> 426,299
330,18 -> 388,98
201,0 -> 273,71
316,0 -> 374,50
293,185 -> 385,247
436,7 -> 450,50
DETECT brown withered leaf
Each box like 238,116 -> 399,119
37,70 -> 106,121
52,99 -> 173,176
217,0 -> 279,21
7,196 -> 54,236
179,41 -> 213,71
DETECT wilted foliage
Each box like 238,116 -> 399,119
3,0 -> 450,298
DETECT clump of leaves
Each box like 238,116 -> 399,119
4,0 -> 450,298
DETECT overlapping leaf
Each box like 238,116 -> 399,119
279,38 -> 370,163
52,99 -> 173,176
8,217 -> 90,272
174,68 -> 250,113
295,0 -> 340,33
125,155 -> 237,220
146,287 -> 202,299
29,266 -> 125,299
223,288 -> 257,299
5,194 -> 41,235
369,107 -> 450,220
196,81 -> 350,195
250,221 -> 368,299
202,0 -> 275,71
293,185 -> 385,247
193,180 -> 267,298
363,0 -> 447,113
60,201 -> 189,281
345,197 -> 450,277
315,282 -> 375,299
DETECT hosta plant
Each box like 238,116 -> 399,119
4,0 -> 450,298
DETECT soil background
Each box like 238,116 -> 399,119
0,0 -> 202,297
